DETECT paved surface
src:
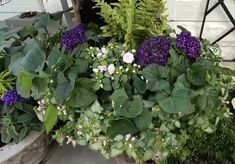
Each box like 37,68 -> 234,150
45,144 -> 116,164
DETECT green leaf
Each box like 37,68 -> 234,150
1,126 -> 11,143
0,27 -> 17,52
85,31 -> 99,42
21,44 -> 46,74
148,79 -> 171,93
54,72 -> 74,105
159,84 -> 192,113
134,109 -> 152,131
107,119 -> 138,138
155,92 -> 169,103
110,88 -> 129,110
17,114 -> 33,123
17,26 -> 38,40
133,76 -> 146,94
50,11 -> 64,21
77,78 -> 99,91
143,149 -> 154,161
177,25 -> 189,32
187,64 -> 207,86
19,127 -> 28,141
7,125 -> 19,140
34,14 -> 50,30
90,100 -> 104,113
102,78 -> 112,91
142,64 -> 170,93
8,52 -> 25,76
197,87 -> 220,111
143,64 -> 169,79
123,97 -> 143,118
32,77 -> 48,99
47,46 -> 63,68
16,71 -> 34,98
67,87 -> 97,108
4,44 -> 25,54
44,105 -> 58,134
74,58 -> 89,75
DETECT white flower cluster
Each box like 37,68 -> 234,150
93,64 -> 116,75
96,47 -> 109,58
37,99 -> 47,114
57,105 -> 67,116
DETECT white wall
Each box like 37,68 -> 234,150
166,0 -> 235,60
0,0 -> 45,21
0,0 -> 234,60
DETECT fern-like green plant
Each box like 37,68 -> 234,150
94,0 -> 169,49
0,70 -> 15,97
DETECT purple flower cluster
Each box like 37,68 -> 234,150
136,36 -> 171,67
2,89 -> 22,106
176,32 -> 201,59
60,24 -> 87,51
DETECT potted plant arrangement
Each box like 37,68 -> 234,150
0,15 -> 60,163
0,0 -> 235,163
0,70 -> 48,163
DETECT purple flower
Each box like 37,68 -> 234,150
136,36 -> 171,68
60,24 -> 87,51
176,32 -> 201,59
2,89 -> 22,106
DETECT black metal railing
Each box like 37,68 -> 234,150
200,0 -> 235,45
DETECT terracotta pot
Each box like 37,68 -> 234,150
0,131 -> 49,164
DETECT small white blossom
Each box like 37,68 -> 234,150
66,136 -> 73,144
125,134 -> 131,140
131,137 -> 136,141
41,99 -> 46,104
119,66 -> 123,70
93,68 -> 99,73
101,47 -> 108,54
96,52 -> 103,58
131,49 -> 136,53
108,64 -> 115,75
123,52 -> 134,64
98,66 -> 107,73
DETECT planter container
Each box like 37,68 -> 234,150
116,155 -> 135,164
0,131 -> 49,164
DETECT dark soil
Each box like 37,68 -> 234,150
0,141 -> 5,148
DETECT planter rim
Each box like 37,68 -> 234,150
0,131 -> 44,162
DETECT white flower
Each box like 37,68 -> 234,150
93,68 -> 99,73
123,52 -> 134,64
96,52 -> 103,58
101,47 -> 108,54
108,64 -> 115,75
98,66 -> 107,72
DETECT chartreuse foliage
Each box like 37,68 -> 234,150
95,0 -> 169,48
